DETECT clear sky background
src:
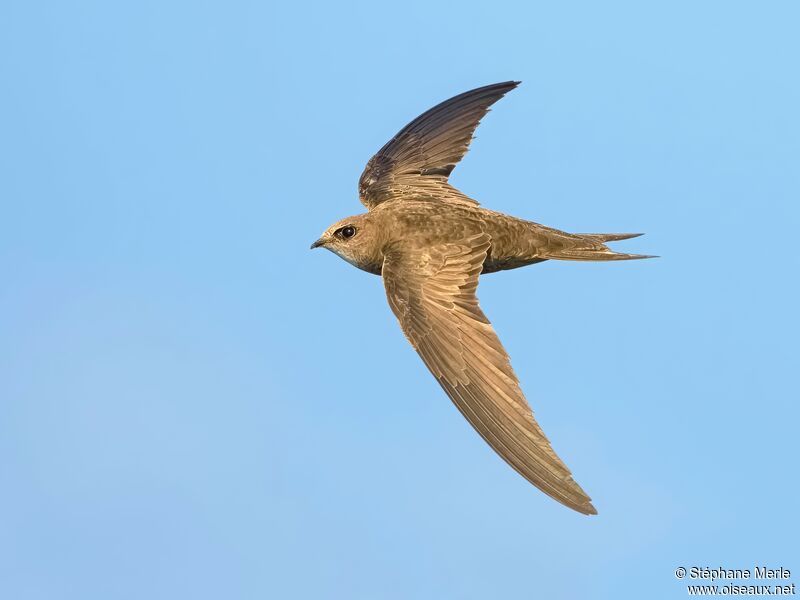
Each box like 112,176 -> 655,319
1,1 -> 798,598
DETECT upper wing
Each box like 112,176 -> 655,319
382,233 -> 597,515
359,81 -> 520,209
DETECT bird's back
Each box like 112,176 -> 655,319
373,199 -> 579,273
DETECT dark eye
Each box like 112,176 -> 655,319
339,226 -> 356,239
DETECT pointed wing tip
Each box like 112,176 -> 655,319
564,494 -> 597,515
556,476 -> 597,515
488,80 -> 521,94
470,81 -> 521,101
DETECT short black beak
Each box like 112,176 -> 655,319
310,238 -> 325,250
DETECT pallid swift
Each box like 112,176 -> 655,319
311,82 -> 652,514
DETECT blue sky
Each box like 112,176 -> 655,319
1,1 -> 798,598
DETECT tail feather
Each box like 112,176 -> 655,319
576,232 -> 644,242
546,249 -> 656,261
544,232 -> 656,262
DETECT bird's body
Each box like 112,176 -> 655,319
331,199 -> 644,276
312,82 -> 651,515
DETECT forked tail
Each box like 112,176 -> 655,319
545,233 -> 656,261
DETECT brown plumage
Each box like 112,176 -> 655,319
312,81 -> 652,515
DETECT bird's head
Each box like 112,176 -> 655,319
310,214 -> 382,273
